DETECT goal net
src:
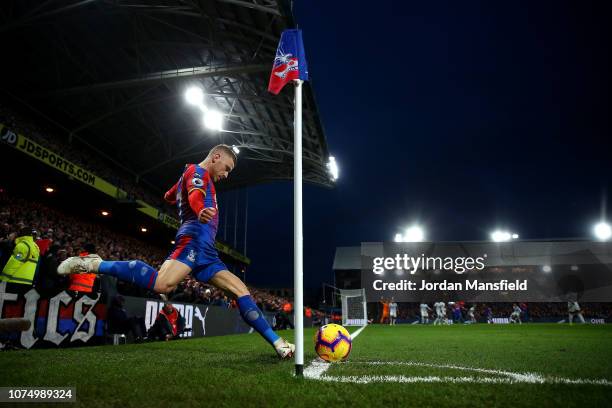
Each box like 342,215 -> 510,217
340,288 -> 367,326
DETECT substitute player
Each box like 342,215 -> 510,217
379,297 -> 390,324
58,145 -> 295,359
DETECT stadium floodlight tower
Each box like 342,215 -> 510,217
185,86 -> 224,132
202,110 -> 223,132
394,225 -> 425,242
593,221 -> 612,241
327,156 -> 339,181
490,230 -> 519,242
185,86 -> 204,107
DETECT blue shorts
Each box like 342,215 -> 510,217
167,235 -> 227,283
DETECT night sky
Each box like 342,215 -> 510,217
240,1 -> 611,288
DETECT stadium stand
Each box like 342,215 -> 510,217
0,191 -> 296,313
0,103 -> 171,212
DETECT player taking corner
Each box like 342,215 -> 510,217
57,144 -> 295,359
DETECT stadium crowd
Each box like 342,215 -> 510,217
0,104 -> 171,212
0,191 -> 294,314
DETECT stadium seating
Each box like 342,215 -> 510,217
0,191 -> 295,313
0,104 -> 171,212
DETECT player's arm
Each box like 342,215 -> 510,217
183,165 -> 216,224
164,181 -> 179,204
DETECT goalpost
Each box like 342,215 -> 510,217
340,288 -> 368,326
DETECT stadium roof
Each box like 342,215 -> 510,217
0,0 -> 333,193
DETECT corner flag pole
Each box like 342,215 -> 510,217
294,78 -> 304,377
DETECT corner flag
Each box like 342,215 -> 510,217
268,29 -> 309,95
268,28 -> 308,376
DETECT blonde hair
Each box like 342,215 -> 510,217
207,144 -> 237,164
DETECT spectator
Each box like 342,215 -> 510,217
67,243 -> 98,297
214,295 -> 230,308
107,295 -> 146,342
171,286 -> 195,303
37,243 -> 68,295
0,226 -> 39,290
148,303 -> 186,341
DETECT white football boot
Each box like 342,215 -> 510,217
274,338 -> 295,359
57,254 -> 102,276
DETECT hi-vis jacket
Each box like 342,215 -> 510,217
0,235 -> 39,285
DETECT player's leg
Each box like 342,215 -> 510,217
208,270 -> 294,357
568,313 -> 573,324
57,235 -> 197,294
578,312 -> 585,323
58,254 -> 191,294
97,258 -> 190,294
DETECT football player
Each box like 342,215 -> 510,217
58,145 -> 295,359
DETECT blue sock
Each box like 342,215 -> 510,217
98,260 -> 158,290
237,295 -> 280,346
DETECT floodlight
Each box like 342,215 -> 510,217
185,87 -> 204,106
491,230 -> 511,242
404,225 -> 425,242
204,110 -> 223,131
593,222 -> 611,241
327,156 -> 339,181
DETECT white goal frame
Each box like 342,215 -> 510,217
340,288 -> 368,326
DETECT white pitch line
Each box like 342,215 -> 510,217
303,325 -> 367,380
315,375 -> 612,386
312,360 -> 612,386
354,361 -> 546,383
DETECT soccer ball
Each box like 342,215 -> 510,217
314,323 -> 352,362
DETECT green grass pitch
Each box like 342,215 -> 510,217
1,324 -> 611,407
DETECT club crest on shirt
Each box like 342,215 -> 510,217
187,249 -> 196,263
192,177 -> 203,187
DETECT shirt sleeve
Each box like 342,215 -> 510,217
163,181 -> 179,204
188,189 -> 205,217
13,242 -> 30,262
184,165 -> 210,196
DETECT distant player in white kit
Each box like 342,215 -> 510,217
568,301 -> 585,324
433,301 -> 446,325
389,297 -> 398,325
510,303 -> 522,324
420,303 -> 432,324
467,304 -> 477,323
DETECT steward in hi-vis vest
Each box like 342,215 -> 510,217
0,227 -> 40,286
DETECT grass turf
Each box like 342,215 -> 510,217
1,324 -> 611,407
